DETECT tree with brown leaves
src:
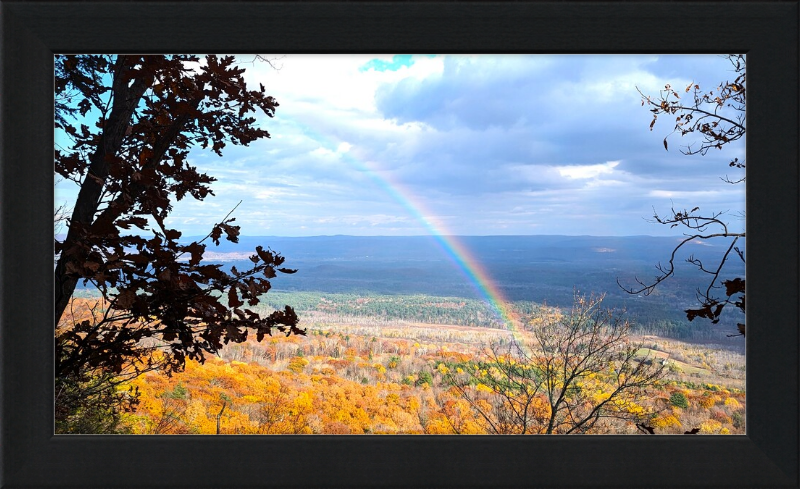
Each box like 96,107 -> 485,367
54,55 -> 304,431
619,54 -> 746,337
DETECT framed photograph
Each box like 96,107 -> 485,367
2,1 -> 797,488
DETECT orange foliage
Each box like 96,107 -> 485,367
119,331 -> 745,435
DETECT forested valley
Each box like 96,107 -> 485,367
60,291 -> 746,435
52,55 -> 748,437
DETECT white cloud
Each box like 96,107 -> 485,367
125,53 -> 746,237
557,161 -> 620,179
648,189 -> 722,199
310,146 -> 337,158
241,54 -> 443,115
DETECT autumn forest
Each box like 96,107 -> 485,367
53,54 -> 747,436
59,289 -> 746,435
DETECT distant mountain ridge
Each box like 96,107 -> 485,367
178,234 -> 741,262
66,234 -> 745,340
177,234 -> 743,310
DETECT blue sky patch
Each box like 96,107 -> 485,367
359,54 -> 434,72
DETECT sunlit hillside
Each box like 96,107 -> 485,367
104,294 -> 745,435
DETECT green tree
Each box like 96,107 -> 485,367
416,371 -> 433,386
669,392 -> 690,409
54,368 -> 138,434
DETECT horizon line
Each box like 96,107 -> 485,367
54,232 -> 710,241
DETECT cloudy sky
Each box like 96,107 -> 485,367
56,54 -> 746,237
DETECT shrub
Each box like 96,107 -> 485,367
287,356 -> 309,373
697,395 -> 716,409
167,382 -> 188,400
668,363 -> 683,374
724,397 -> 741,409
731,411 -> 745,429
416,371 -> 433,386
55,370 -> 138,434
652,414 -> 682,429
669,392 -> 689,409
710,409 -> 732,425
700,419 -> 723,434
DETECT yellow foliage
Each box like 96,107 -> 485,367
724,397 -> 741,409
115,321 -> 743,436
591,390 -> 611,404
287,356 -> 309,373
294,391 -> 313,411
700,419 -> 723,434
424,417 -> 454,434
652,414 -> 682,429
697,395 -> 716,409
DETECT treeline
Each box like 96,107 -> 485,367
255,291 -> 735,343
255,291 -> 548,329
71,286 -> 731,343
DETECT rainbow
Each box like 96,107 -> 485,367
358,157 -> 516,322
277,116 -> 530,346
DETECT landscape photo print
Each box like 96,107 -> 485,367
55,53 -> 747,436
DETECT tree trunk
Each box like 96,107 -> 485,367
54,56 -> 153,327
216,401 -> 227,434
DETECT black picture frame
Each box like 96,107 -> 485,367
1,1 -> 797,488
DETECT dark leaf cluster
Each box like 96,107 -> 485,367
54,55 -> 302,382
